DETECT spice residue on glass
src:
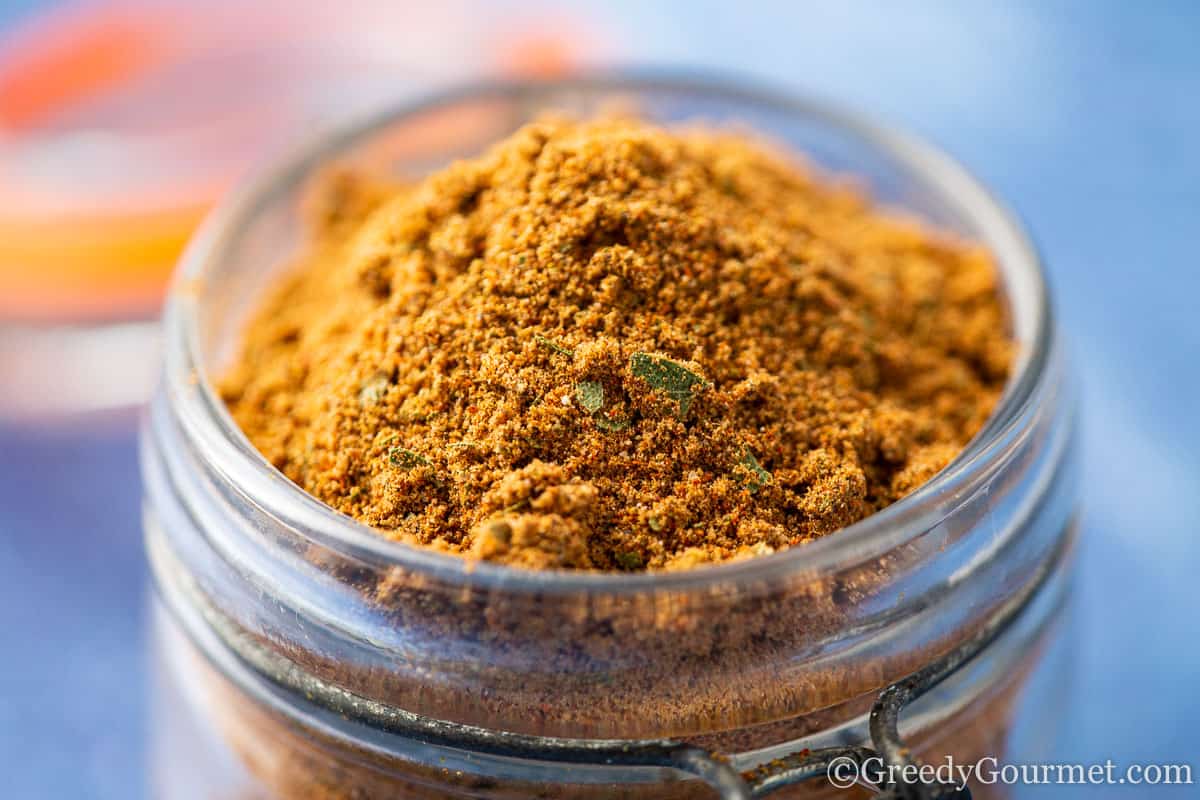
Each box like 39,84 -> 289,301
221,116 -> 1011,571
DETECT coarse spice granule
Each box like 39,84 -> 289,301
221,115 -> 1011,571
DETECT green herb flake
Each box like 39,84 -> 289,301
738,447 -> 772,494
574,381 -> 605,414
388,447 -> 430,470
572,379 -> 631,432
357,372 -> 392,407
629,352 -> 710,417
647,515 -> 664,532
534,334 -> 574,358
593,415 -> 631,432
615,551 -> 644,570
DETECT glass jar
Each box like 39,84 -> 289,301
142,77 -> 1078,799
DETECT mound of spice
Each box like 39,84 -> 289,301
221,116 -> 1011,571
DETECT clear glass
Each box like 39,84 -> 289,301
142,77 -> 1079,799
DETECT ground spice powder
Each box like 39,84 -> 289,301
221,115 -> 1011,571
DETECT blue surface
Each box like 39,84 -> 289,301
0,418 -> 146,798
1,1 -> 1197,797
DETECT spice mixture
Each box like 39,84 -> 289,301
221,116 -> 1011,571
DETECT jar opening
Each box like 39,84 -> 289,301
162,74 -> 1054,593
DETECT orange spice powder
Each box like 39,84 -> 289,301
221,115 -> 1011,571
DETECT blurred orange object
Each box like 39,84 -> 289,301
0,207 -> 204,321
0,4 -> 201,322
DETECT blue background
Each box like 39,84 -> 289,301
1,1 -> 1197,796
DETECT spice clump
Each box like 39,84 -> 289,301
221,116 -> 1011,571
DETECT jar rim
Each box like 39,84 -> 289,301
163,73 -> 1054,593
